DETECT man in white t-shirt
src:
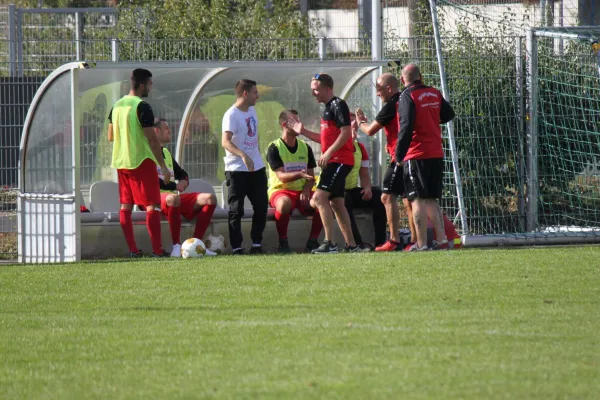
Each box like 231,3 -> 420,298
221,79 -> 268,255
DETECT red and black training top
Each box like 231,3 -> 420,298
320,96 -> 355,166
395,81 -> 455,162
374,91 -> 401,162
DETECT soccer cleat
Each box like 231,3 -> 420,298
128,250 -> 143,258
170,244 -> 182,257
405,243 -> 429,252
432,240 -> 450,251
232,248 -> 245,256
311,240 -> 339,254
375,240 -> 401,252
278,239 -> 292,254
151,251 -> 170,257
249,246 -> 263,255
205,249 -> 218,256
305,238 -> 320,252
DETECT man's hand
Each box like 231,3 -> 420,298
299,189 -> 311,210
176,181 -> 188,192
298,170 -> 315,181
242,153 -> 255,172
361,186 -> 372,201
318,152 -> 331,168
355,108 -> 367,124
160,166 -> 171,184
287,118 -> 304,135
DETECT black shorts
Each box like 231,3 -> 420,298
403,158 -> 444,201
382,162 -> 405,196
317,162 -> 353,199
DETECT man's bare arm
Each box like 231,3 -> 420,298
107,123 -> 113,142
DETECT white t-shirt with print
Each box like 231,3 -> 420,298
222,105 -> 265,172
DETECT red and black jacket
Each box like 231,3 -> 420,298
395,81 -> 455,162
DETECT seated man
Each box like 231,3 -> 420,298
266,110 -> 323,253
344,116 -> 387,249
154,118 -> 217,257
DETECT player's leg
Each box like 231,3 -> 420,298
226,171 -> 248,254
162,192 -> 182,257
422,158 -> 447,248
327,164 -> 356,250
344,188 -> 364,247
132,159 -> 167,256
381,162 -> 402,247
300,191 -> 322,252
271,191 -> 295,253
403,198 -> 416,243
312,164 -> 344,253
368,186 -> 388,247
117,169 -> 140,257
246,168 -> 268,254
190,192 -> 217,241
403,159 -> 429,251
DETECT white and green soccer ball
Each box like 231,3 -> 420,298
181,238 -> 207,259
204,234 -> 226,255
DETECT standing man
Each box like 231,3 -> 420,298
107,68 -> 170,257
154,118 -> 217,257
344,115 -> 387,249
291,73 -> 359,253
222,79 -> 268,255
266,110 -> 323,253
355,72 -> 413,251
395,64 -> 455,251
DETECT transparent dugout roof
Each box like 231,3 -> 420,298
22,61 -> 385,193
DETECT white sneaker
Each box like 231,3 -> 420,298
170,244 -> 182,257
406,243 -> 429,252
205,249 -> 218,257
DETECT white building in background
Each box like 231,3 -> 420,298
310,1 -> 581,53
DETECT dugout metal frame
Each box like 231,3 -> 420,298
18,61 -> 386,263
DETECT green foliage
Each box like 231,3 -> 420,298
116,0 -> 314,60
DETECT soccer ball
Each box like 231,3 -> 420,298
181,238 -> 207,259
204,234 -> 226,255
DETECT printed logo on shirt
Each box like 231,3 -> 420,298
245,116 -> 257,137
418,91 -> 439,101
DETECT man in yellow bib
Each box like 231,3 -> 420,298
107,68 -> 171,258
266,110 -> 323,253
153,118 -> 217,258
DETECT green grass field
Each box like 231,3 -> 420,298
1,247 -> 599,399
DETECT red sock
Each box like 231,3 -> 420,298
167,206 -> 182,245
309,211 -> 323,239
193,204 -> 216,240
119,209 -> 138,253
146,209 -> 163,254
274,210 -> 290,240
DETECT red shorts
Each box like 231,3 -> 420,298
269,190 -> 315,215
160,192 -> 199,220
117,158 -> 161,206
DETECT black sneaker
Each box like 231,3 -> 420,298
278,239 -> 292,254
232,248 -> 245,256
344,245 -> 362,253
128,250 -> 143,258
249,246 -> 263,255
151,251 -> 170,257
305,238 -> 320,252
311,240 -> 339,254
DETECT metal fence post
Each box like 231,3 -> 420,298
318,37 -> 327,60
526,29 -> 539,232
16,7 -> 23,77
371,0 -> 382,61
515,36 -> 526,232
8,4 -> 16,77
75,11 -> 82,61
111,39 -> 119,62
